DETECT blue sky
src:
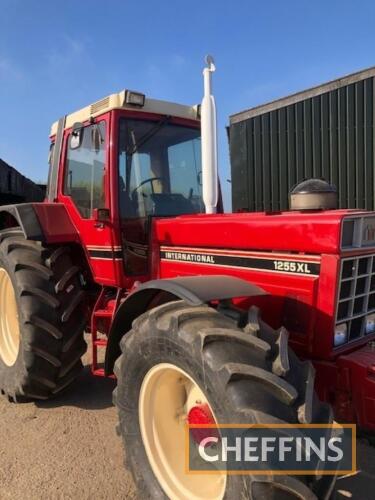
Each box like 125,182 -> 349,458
1,0 -> 375,209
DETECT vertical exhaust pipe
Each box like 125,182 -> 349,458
201,55 -> 218,214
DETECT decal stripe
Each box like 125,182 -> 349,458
160,249 -> 320,276
88,249 -> 123,260
87,245 -> 122,250
160,245 -> 321,263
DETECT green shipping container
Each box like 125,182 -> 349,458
229,66 -> 375,212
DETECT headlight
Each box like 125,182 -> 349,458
365,313 -> 375,335
124,90 -> 145,107
334,323 -> 348,346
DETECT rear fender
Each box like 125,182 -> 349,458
105,275 -> 265,375
0,203 -> 44,240
0,202 -> 78,244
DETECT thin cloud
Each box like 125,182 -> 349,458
147,54 -> 187,79
147,63 -> 162,78
64,35 -> 85,56
45,35 -> 89,72
171,54 -> 186,67
0,57 -> 23,81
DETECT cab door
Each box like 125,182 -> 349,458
58,114 -> 119,286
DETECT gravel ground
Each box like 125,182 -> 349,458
0,346 -> 137,500
0,342 -> 374,499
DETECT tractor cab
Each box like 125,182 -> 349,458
48,91 -> 211,285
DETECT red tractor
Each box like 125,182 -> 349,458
0,57 -> 371,499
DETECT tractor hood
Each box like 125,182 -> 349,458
155,209 -> 374,254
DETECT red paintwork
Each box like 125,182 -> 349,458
33,203 -> 79,243
155,210 -> 367,254
314,344 -> 375,430
44,107 -> 375,431
56,112 -> 121,287
338,344 -> 375,429
90,290 -> 121,377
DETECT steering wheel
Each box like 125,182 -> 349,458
131,177 -> 164,198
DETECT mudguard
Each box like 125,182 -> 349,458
0,203 -> 78,244
105,275 -> 265,374
0,203 -> 44,240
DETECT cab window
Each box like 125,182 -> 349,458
64,122 -> 106,218
118,118 -> 203,218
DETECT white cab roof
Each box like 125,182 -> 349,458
50,89 -> 199,135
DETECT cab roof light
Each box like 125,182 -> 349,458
124,90 -> 145,107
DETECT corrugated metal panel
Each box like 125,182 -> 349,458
230,75 -> 375,212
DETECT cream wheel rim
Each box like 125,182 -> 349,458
139,363 -> 226,500
0,268 -> 20,366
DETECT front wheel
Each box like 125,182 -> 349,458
114,301 -> 337,500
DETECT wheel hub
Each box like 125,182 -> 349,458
139,363 -> 226,500
0,268 -> 20,366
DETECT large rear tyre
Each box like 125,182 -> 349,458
114,301 -> 337,500
0,228 -> 87,400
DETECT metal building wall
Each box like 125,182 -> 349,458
229,74 -> 375,212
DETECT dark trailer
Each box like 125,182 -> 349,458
229,66 -> 375,212
0,158 -> 44,205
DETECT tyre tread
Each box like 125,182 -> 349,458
0,233 -> 87,400
114,300 -> 335,500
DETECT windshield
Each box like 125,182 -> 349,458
118,118 -> 204,218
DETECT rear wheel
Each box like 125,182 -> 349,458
0,268 -> 21,366
0,228 -> 87,400
114,301 -> 337,500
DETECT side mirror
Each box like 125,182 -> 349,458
93,208 -> 110,223
70,122 -> 84,149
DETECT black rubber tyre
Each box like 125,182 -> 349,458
114,300 -> 337,500
0,228 -> 87,400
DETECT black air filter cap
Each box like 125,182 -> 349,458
289,178 -> 338,211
